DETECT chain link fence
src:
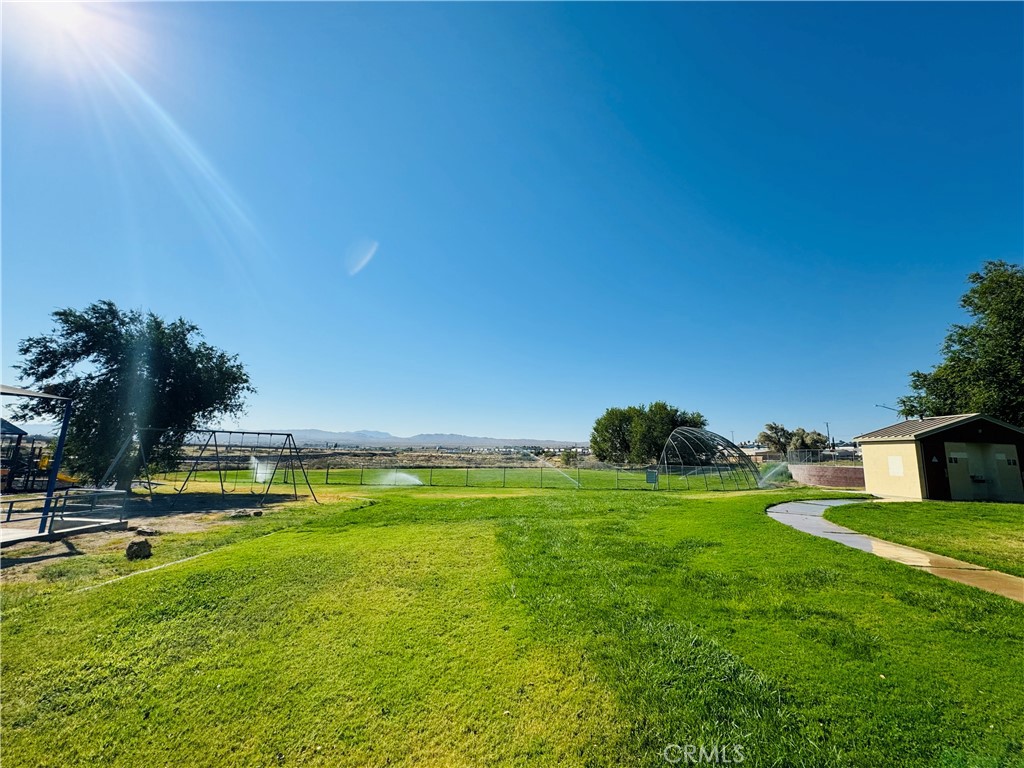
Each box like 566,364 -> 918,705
787,449 -> 863,466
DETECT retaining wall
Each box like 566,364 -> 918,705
789,464 -> 865,489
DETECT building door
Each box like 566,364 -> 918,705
921,442 -> 951,500
988,444 -> 1024,502
945,441 -> 1024,502
944,442 -> 976,501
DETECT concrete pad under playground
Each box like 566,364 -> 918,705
768,500 -> 1024,603
1,520 -> 128,547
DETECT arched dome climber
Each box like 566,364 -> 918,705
657,427 -> 762,490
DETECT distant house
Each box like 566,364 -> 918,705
741,446 -> 782,464
854,414 -> 1024,502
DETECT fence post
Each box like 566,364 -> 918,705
360,466 -> 364,486
503,467 -> 506,488
615,468 -> 619,490
465,467 -> 469,487
429,467 -> 433,486
325,465 -> 330,485
540,466 -> 544,489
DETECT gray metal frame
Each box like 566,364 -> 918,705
104,429 -> 319,506
176,430 -> 319,505
657,427 -> 762,490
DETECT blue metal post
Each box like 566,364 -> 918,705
39,398 -> 73,534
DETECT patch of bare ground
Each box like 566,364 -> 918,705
0,490 -> 300,584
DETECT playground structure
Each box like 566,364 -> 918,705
110,429 -> 319,506
1,384 -> 128,546
1,420 -> 78,493
657,427 -> 763,490
2,417 -> 32,492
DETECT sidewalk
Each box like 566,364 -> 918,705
767,499 -> 1024,603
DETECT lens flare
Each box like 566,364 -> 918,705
6,1 -> 271,284
346,239 -> 379,276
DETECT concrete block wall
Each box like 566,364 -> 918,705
789,464 -> 865,489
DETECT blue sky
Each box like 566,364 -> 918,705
2,2 -> 1021,443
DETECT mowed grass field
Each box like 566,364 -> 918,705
2,487 -> 1022,767
173,465 -> 757,491
826,500 -> 1024,578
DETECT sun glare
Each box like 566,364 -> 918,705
8,1 -> 270,287
24,1 -> 94,35
11,2 -> 144,81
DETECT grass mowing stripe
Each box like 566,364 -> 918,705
2,512 -> 626,767
3,489 -> 1021,767
497,514 -> 815,767
494,493 -> 1024,767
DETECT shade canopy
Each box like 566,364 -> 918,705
0,384 -> 70,401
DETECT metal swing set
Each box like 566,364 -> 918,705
107,429 -> 319,506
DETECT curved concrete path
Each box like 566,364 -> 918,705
767,499 -> 1024,603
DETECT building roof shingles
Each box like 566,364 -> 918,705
854,413 -> 1024,442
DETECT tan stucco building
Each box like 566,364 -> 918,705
854,414 -> 1024,502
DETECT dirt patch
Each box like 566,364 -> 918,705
0,492 -> 281,583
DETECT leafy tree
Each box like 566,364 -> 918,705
590,402 -> 707,464
787,428 -> 829,452
897,261 -> 1024,427
13,301 -> 254,489
590,406 -> 640,464
757,423 -> 829,454
756,423 -> 792,454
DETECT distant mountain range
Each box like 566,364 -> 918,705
5,423 -> 582,449
269,428 -> 580,449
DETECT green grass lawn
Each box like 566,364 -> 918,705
824,500 -> 1024,577
177,465 -> 757,492
2,488 -> 1022,767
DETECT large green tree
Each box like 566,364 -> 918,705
786,428 -> 829,453
13,301 -> 254,489
590,402 -> 706,464
590,406 -> 640,464
897,261 -> 1024,426
756,423 -> 792,454
756,423 -> 828,454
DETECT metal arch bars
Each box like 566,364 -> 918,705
657,427 -> 762,491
